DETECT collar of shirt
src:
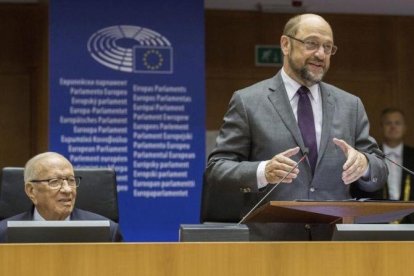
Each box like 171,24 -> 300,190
281,68 -> 320,104
383,143 -> 403,158
33,207 -> 70,221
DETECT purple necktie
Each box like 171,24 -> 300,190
297,86 -> 318,174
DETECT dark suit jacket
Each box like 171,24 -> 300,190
205,72 -> 388,240
0,208 -> 123,242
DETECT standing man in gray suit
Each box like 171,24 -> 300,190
205,14 -> 388,240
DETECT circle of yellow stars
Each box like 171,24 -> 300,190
143,49 -> 163,70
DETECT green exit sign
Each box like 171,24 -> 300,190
255,45 -> 282,66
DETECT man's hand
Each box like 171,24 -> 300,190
265,147 -> 300,184
333,138 -> 368,184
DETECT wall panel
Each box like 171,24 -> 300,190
0,7 -> 413,166
0,4 -> 45,168
206,10 -> 414,146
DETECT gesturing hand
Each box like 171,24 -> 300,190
333,138 -> 368,185
265,147 -> 300,184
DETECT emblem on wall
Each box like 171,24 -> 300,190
87,25 -> 173,74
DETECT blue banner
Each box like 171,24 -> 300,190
49,0 -> 205,241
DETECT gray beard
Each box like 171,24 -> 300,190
300,66 -> 323,85
287,54 -> 325,85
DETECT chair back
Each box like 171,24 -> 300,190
200,174 -> 246,223
0,167 -> 119,222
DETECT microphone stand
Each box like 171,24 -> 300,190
238,152 -> 308,225
372,148 -> 414,176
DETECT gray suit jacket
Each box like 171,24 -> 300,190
205,72 -> 388,240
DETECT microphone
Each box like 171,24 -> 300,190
372,148 -> 414,176
238,148 -> 309,225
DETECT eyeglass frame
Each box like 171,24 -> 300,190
285,35 -> 338,56
28,176 -> 82,190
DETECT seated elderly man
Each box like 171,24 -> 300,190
0,152 -> 123,242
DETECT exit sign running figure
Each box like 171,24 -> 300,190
255,45 -> 282,67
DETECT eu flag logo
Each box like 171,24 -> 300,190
133,46 -> 173,74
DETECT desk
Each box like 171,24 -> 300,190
1,242 -> 413,275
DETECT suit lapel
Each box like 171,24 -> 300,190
316,83 -> 335,168
70,208 -> 80,220
23,207 -> 35,220
267,73 -> 306,151
267,73 -> 312,178
266,73 -> 337,177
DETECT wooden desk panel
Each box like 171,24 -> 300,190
1,242 -> 413,275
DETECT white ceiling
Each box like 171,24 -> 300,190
205,0 -> 414,16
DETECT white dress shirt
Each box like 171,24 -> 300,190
257,68 -> 322,188
33,207 -> 70,221
383,143 -> 403,200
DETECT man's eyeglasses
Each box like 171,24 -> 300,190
286,35 -> 338,56
29,176 -> 81,190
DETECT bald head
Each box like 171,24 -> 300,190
24,152 -> 77,220
283,14 -> 333,38
281,13 -> 335,86
24,152 -> 73,182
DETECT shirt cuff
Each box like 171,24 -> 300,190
361,166 -> 370,181
257,161 -> 269,189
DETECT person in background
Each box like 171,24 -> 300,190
380,108 -> 414,201
352,108 -> 414,210
0,152 -> 123,242
205,13 -> 388,240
